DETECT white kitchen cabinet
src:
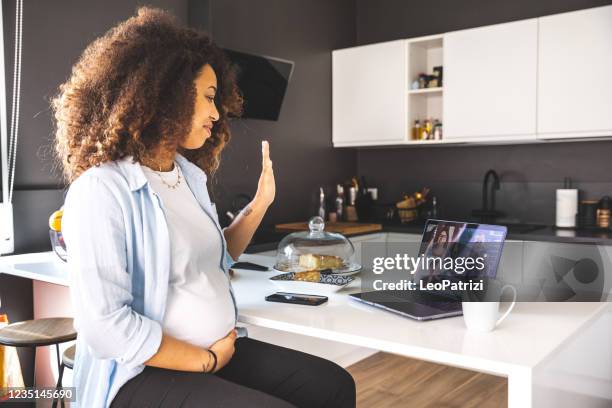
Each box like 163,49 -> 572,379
332,40 -> 407,146
443,19 -> 538,141
537,5 -> 612,139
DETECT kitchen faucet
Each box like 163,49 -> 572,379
472,169 -> 504,223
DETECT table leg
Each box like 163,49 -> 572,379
508,368 -> 532,408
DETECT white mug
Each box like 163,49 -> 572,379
462,285 -> 517,332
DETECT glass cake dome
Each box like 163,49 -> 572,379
273,216 -> 361,274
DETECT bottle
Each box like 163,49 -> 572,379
412,120 -> 421,141
423,119 -> 432,140
431,196 -> 439,218
335,184 -> 344,221
597,196 -> 611,229
318,187 -> 326,219
433,120 -> 442,140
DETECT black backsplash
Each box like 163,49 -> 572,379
357,141 -> 612,225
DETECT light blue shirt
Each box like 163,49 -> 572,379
62,153 -> 237,408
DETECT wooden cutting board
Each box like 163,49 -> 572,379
275,221 -> 382,236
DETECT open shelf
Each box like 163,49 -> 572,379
406,35 -> 444,142
408,87 -> 443,94
403,139 -> 455,145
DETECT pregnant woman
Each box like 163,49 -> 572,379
54,7 -> 355,408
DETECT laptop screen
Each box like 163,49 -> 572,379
412,219 -> 507,298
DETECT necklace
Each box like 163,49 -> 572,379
152,161 -> 182,189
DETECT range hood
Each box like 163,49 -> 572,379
223,49 -> 294,121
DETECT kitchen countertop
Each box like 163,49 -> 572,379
2,251 -> 608,373
244,221 -> 612,253
2,252 -> 610,407
0,251 -> 68,285
383,222 -> 612,245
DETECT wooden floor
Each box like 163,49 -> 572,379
346,353 -> 508,408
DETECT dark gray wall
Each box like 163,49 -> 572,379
2,0 -> 189,253
2,0 -> 357,256
355,0 -> 612,225
202,0 -> 357,226
0,0 -> 189,387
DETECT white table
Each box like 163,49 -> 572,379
232,254 -> 612,408
2,252 -> 611,407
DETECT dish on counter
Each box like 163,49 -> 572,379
274,216 -> 361,277
274,254 -> 361,276
269,271 -> 355,294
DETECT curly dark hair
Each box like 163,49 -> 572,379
53,6 -> 242,182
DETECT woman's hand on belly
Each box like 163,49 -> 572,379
209,329 -> 237,372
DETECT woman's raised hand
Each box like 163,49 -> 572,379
254,141 -> 276,208
208,329 -> 237,372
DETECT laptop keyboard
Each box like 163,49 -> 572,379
426,300 -> 461,312
378,291 -> 460,312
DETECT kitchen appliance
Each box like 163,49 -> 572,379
350,219 -> 508,321
223,49 -> 294,121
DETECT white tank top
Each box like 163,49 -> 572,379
142,163 -> 235,348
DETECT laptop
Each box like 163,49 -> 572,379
350,219 -> 507,321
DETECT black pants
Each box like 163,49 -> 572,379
110,337 -> 356,407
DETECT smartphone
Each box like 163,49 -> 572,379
265,292 -> 328,306
231,261 -> 269,271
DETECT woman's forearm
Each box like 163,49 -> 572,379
145,333 -> 210,372
224,197 -> 269,260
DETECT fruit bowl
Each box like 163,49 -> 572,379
48,208 -> 66,262
49,229 -> 67,262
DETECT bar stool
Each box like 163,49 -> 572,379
53,344 -> 76,408
0,317 -> 76,407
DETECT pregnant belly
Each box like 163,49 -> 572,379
162,284 -> 236,349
